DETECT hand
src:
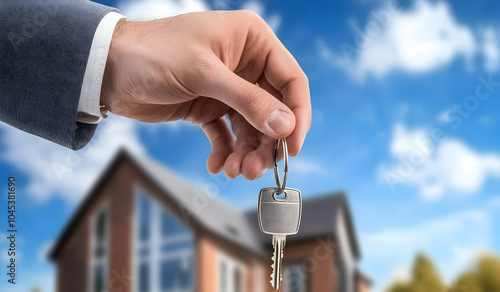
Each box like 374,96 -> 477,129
101,10 -> 311,180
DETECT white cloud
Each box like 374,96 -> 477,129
117,0 -> 209,19
118,0 -> 282,33
361,208 -> 492,292
437,108 -> 453,123
240,1 -> 281,33
482,27 -> 499,72
329,0 -> 477,80
0,115 -> 144,204
380,124 -> 500,199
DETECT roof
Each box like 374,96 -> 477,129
49,148 -> 361,260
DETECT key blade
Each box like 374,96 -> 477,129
270,235 -> 285,290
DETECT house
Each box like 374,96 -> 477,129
49,149 -> 371,292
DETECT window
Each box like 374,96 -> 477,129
283,264 -> 307,292
218,253 -> 244,292
233,267 -> 242,292
138,194 -> 151,243
93,265 -> 104,292
90,206 -> 109,292
219,261 -> 227,292
160,257 -> 193,290
134,187 -> 194,292
139,262 -> 150,292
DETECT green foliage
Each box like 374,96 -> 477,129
386,253 -> 500,292
30,286 -> 42,292
386,252 -> 444,292
386,282 -> 412,292
450,254 -> 500,292
452,272 -> 480,292
412,253 -> 445,292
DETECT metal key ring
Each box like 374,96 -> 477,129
274,138 -> 288,195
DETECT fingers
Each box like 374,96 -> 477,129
220,111 -> 275,180
201,60 -> 296,140
263,42 -> 311,157
241,135 -> 275,179
223,111 -> 259,178
201,117 -> 235,174
225,138 -> 274,180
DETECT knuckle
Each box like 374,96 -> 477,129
239,9 -> 261,21
238,10 -> 267,27
301,71 -> 309,84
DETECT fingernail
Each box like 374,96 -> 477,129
267,110 -> 293,135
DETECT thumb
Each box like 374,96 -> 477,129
203,63 -> 295,138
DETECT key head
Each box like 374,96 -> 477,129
258,187 -> 302,235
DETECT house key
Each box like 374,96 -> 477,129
258,138 -> 302,290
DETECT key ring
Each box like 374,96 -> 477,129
274,138 -> 288,195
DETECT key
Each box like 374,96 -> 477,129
258,187 -> 302,290
257,138 -> 302,290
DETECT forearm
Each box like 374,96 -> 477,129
0,0 -> 118,149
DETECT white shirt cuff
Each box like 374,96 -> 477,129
77,12 -> 125,124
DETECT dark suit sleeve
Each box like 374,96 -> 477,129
0,0 -> 119,150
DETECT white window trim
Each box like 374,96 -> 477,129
88,201 -> 110,292
132,184 -> 195,292
217,251 -> 246,292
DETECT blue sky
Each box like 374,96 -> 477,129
2,0 -> 500,291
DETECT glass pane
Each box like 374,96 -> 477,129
161,209 -> 188,238
95,209 -> 107,241
94,264 -> 104,292
233,267 -> 241,292
285,265 -> 306,292
94,245 -> 105,258
138,246 -> 150,257
160,257 -> 194,291
219,261 -> 227,292
138,194 -> 151,242
179,257 -> 193,289
160,259 -> 178,290
139,262 -> 150,292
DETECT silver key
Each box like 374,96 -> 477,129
258,187 -> 302,290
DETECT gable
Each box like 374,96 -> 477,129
49,149 -> 361,262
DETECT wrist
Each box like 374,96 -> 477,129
100,18 -> 127,113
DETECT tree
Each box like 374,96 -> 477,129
386,252 -> 444,292
451,254 -> 500,292
30,286 -> 42,292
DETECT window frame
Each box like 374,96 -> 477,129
283,262 -> 308,292
132,184 -> 195,292
217,251 -> 246,292
88,201 -> 110,292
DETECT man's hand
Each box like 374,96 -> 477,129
101,10 -> 311,180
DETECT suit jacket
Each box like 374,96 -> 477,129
0,0 -> 117,150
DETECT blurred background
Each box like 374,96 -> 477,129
2,0 -> 500,291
